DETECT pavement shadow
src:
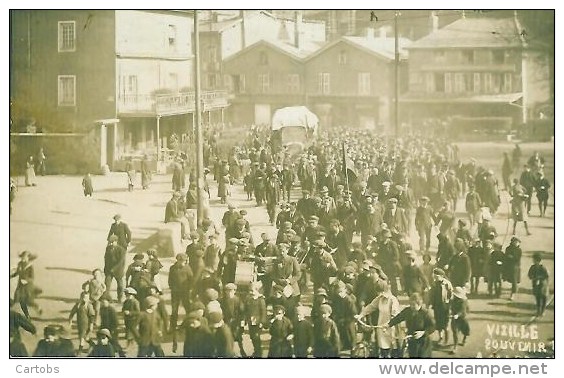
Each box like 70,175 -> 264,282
96,198 -> 128,207
129,233 -> 159,255
45,266 -> 92,276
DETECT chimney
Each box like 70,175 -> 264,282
240,10 -> 246,49
430,11 -> 439,33
294,11 -> 302,48
365,27 -> 375,39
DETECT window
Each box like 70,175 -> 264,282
445,73 -> 452,93
492,50 -> 505,64
473,73 -> 481,93
484,73 -> 493,93
127,75 -> 138,94
169,73 -> 178,91
258,73 -> 270,93
425,73 -> 435,93
503,73 -> 513,93
58,75 -> 76,106
318,72 -> 330,94
168,25 -> 177,49
358,72 -> 371,95
58,21 -> 76,52
461,50 -> 475,64
454,73 -> 465,93
207,74 -> 217,89
434,50 -> 446,63
338,50 -> 347,65
259,51 -> 268,65
287,74 -> 300,93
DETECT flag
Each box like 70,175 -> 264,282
342,142 -> 357,184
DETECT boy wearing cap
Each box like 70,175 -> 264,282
449,287 -> 470,354
182,311 -> 214,357
221,283 -> 246,357
99,298 -> 126,356
268,305 -> 294,358
122,287 -> 140,347
528,253 -> 550,317
88,329 -> 117,357
137,296 -> 165,357
244,283 -> 267,357
68,291 -> 95,353
332,281 -> 358,352
313,304 -> 341,358
209,312 -> 235,358
293,306 -> 314,358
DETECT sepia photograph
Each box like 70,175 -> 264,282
9,8 -> 554,361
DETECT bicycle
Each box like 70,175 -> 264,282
352,317 -> 384,358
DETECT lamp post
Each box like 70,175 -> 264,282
194,10 -> 204,225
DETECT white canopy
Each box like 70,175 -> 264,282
271,106 -> 319,132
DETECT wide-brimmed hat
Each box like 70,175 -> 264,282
97,328 -> 112,339
18,250 -> 37,260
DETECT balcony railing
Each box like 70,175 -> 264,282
118,90 -> 229,115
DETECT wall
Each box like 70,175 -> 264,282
10,10 -> 116,132
305,40 -> 391,97
116,58 -> 193,95
115,10 -> 192,58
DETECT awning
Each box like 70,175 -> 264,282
401,92 -> 523,104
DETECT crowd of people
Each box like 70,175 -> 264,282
9,127 -> 552,358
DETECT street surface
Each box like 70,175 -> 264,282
9,143 -> 554,358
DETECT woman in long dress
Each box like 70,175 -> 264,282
356,281 -> 401,358
11,251 -> 43,318
25,156 -> 36,186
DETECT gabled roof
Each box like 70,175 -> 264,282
408,17 -> 525,49
223,38 -> 324,62
305,36 -> 411,62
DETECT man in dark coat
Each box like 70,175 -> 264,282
99,298 -> 125,356
402,252 -> 429,297
448,239 -> 472,288
293,305 -> 314,358
436,233 -> 455,270
332,281 -> 358,352
415,196 -> 434,253
377,229 -> 401,295
209,312 -> 235,358
104,235 -> 126,303
168,253 -> 193,350
325,219 -> 350,270
519,165 -> 536,215
244,282 -> 267,358
182,311 -> 214,357
485,241 -> 504,298
313,304 -> 340,358
107,214 -> 132,250
468,239 -> 487,294
33,325 -> 75,357
504,237 -> 522,301
388,293 -> 436,358
383,198 -> 409,236
137,296 -> 165,357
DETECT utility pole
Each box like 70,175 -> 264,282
394,11 -> 400,137
194,10 -> 204,226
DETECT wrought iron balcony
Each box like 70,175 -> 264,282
118,90 -> 229,116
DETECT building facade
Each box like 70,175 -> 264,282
401,15 -> 551,137
10,10 -> 229,172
